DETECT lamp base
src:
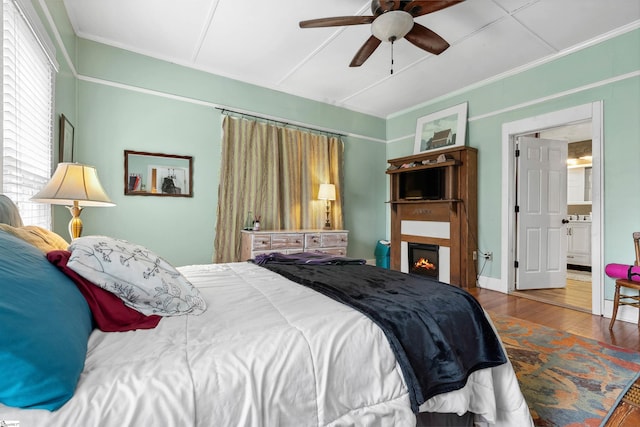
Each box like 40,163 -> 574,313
324,202 -> 332,230
66,203 -> 84,240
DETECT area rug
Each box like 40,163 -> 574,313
489,312 -> 640,427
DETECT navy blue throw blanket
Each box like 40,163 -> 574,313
257,260 -> 507,412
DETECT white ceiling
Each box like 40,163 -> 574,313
62,0 -> 639,118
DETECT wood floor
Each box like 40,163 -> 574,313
511,278 -> 592,312
468,287 -> 640,352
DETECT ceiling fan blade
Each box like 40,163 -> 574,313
371,0 -> 402,15
299,16 -> 375,28
403,0 -> 465,18
349,36 -> 382,67
404,23 -> 450,55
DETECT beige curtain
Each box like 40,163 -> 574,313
214,115 -> 343,263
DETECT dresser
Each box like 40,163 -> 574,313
240,230 -> 349,261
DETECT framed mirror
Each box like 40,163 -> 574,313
124,150 -> 193,197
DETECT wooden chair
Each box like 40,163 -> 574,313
609,232 -> 640,329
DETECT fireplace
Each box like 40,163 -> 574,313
387,147 -> 477,287
408,243 -> 439,279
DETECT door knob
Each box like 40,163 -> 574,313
562,218 -> 570,224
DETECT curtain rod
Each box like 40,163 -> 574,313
216,107 -> 345,138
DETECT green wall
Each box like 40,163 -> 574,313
387,28 -> 640,299
42,0 -> 387,266
37,0 -> 78,237
40,0 -> 639,299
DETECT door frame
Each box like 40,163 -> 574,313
500,101 -> 603,315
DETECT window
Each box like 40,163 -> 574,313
2,0 -> 57,228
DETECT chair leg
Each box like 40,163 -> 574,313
609,283 -> 621,330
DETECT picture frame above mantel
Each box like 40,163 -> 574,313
124,150 -> 193,197
413,102 -> 468,155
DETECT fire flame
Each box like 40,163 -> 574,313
414,258 -> 436,270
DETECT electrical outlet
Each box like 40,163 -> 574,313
483,251 -> 493,261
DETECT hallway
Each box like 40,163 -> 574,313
511,270 -> 592,313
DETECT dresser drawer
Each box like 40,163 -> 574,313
305,233 -> 322,249
271,233 -> 304,250
321,233 -> 348,248
252,235 -> 271,250
315,247 -> 347,256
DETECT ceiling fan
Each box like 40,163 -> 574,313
299,0 -> 464,68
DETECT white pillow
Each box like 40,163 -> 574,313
67,236 -> 206,316
0,194 -> 24,227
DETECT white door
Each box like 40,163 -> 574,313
516,136 -> 568,290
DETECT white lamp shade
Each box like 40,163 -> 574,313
371,10 -> 414,42
317,183 -> 336,201
31,163 -> 115,207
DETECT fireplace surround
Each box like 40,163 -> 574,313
386,146 -> 477,288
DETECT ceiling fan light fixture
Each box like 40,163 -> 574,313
371,10 -> 414,42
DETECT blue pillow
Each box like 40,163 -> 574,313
0,230 -> 92,410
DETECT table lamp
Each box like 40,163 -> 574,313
317,183 -> 336,230
31,163 -> 115,239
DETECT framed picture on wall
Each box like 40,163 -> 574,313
59,114 -> 75,162
413,102 -> 468,154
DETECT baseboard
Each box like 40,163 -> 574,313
603,299 -> 638,325
477,275 -> 505,293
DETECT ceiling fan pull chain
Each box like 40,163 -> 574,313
390,39 -> 394,75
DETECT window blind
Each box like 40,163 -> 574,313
2,0 -> 56,228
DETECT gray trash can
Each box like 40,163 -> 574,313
375,240 -> 391,269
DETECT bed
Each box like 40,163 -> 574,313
0,226 -> 533,427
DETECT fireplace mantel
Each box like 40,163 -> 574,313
386,146 -> 477,288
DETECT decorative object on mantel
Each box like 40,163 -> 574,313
318,183 -> 336,230
414,102 -> 468,155
31,163 -> 115,240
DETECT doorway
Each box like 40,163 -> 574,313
500,102 -> 603,315
511,133 -> 593,312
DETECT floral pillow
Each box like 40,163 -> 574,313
67,236 -> 206,316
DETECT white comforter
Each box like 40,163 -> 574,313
0,262 -> 532,426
